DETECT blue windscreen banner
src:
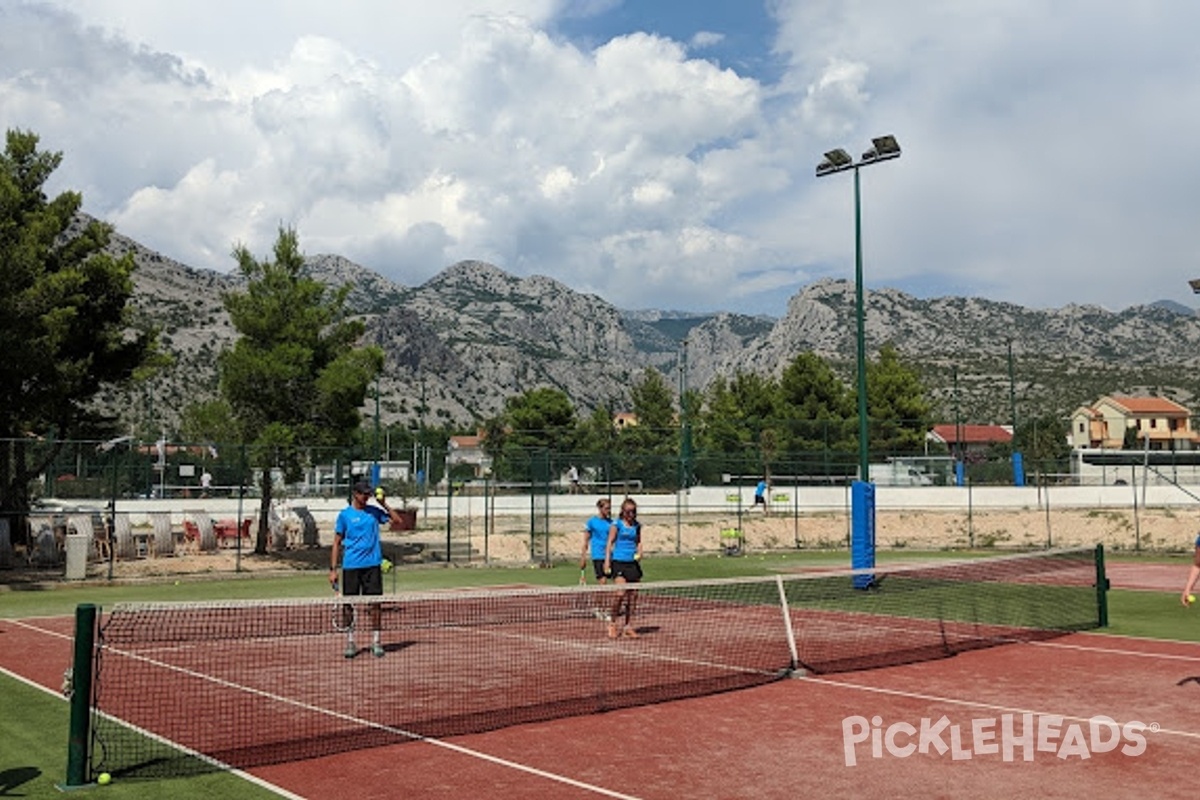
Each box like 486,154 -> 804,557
851,480 -> 875,589
1012,451 -> 1026,487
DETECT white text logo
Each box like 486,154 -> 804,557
841,714 -> 1148,766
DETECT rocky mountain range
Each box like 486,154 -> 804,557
95,219 -> 1200,435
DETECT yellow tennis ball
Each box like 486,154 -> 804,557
97,773 -> 111,785
381,558 -> 392,573
1189,594 -> 1196,604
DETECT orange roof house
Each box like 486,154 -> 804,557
1069,395 -> 1196,451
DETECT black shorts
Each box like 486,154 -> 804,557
753,495 -> 766,505
610,560 -> 642,582
343,565 -> 383,596
591,559 -> 609,580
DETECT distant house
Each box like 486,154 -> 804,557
447,433 -> 491,477
926,424 -> 1013,458
1069,396 -> 1197,451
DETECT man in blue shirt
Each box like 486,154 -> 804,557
754,478 -> 769,513
330,480 -> 402,658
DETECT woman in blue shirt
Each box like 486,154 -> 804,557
580,497 -> 614,585
603,497 -> 643,638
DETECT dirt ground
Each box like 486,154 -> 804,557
11,505 -> 1190,584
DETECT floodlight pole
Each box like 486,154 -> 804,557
816,136 -> 901,484
817,136 -> 900,585
852,167 -> 869,483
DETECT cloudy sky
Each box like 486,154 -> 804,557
2,1 -> 1198,316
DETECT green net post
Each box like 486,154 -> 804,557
1094,544 -> 1109,628
64,603 -> 97,787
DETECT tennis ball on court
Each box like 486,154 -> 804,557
97,773 -> 111,785
1190,594 -> 1196,604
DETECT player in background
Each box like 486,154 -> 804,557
604,497 -> 643,639
754,477 -> 769,513
580,497 -> 615,621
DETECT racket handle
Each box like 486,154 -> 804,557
331,579 -> 339,594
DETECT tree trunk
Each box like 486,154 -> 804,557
256,469 -> 272,555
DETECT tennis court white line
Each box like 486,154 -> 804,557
9,623 -> 648,796
0,624 -> 307,800
804,675 -> 1200,741
1029,639 -> 1200,662
8,617 -> 75,640
103,645 -> 644,799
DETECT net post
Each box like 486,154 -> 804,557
774,576 -> 799,672
1094,544 -> 1109,628
63,603 -> 97,788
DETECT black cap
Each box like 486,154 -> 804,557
352,480 -> 372,495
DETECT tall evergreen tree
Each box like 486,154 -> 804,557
778,352 -> 854,456
866,344 -> 932,455
480,387 -> 578,481
220,226 -> 378,552
0,129 -> 157,534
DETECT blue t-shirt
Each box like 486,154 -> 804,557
334,504 -> 387,569
755,480 -> 767,498
610,518 -> 640,561
585,515 -> 613,560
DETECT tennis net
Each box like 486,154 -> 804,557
87,546 -> 1104,777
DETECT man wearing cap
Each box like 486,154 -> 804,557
331,480 -> 403,658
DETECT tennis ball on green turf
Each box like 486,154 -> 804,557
97,773 -> 111,785
1190,594 -> 1196,604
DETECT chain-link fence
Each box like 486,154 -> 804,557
3,437 -> 1200,578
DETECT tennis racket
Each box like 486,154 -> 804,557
331,578 -> 356,633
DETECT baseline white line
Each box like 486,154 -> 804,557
803,676 -> 1200,741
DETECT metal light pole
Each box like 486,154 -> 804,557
816,135 -> 901,483
817,135 -> 901,585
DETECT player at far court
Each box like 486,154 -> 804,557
754,477 -> 769,512
604,497 -> 643,639
331,480 -> 405,658
1181,533 -> 1200,607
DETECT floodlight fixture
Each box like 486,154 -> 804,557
862,134 -> 901,164
816,148 -> 854,176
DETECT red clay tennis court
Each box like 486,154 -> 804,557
4,552 -> 1199,799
